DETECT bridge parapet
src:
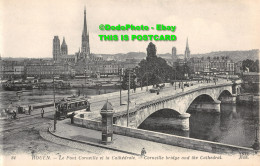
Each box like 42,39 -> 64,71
88,83 -> 172,102
109,81 -> 234,117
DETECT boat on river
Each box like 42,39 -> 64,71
2,81 -> 33,91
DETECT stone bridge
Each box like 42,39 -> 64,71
112,80 -> 241,130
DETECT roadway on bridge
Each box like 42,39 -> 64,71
87,78 -> 233,119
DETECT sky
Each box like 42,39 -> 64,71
0,0 -> 260,58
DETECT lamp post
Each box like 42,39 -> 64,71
181,79 -> 184,91
53,62 -> 57,132
252,111 -> 260,150
140,78 -> 143,91
84,69 -> 87,88
174,69 -> 176,90
119,68 -> 122,106
127,69 -> 131,127
146,73 -> 148,91
145,66 -> 148,91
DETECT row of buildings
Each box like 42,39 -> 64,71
171,39 -> 237,75
0,57 -> 141,79
0,51 -> 242,80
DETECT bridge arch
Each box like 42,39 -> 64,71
218,90 -> 232,100
137,108 -> 181,128
217,89 -> 236,103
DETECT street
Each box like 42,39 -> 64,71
0,107 -> 126,156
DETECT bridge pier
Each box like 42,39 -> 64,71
219,94 -> 237,104
178,113 -> 191,131
189,100 -> 221,113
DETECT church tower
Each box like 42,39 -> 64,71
146,42 -> 157,61
81,6 -> 90,59
172,47 -> 177,68
172,47 -> 177,60
184,38 -> 190,61
53,36 -> 61,61
61,37 -> 68,56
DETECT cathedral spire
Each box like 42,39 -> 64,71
61,37 -> 68,56
186,38 -> 189,50
184,37 -> 190,61
83,6 -> 87,36
81,6 -> 90,59
62,37 -> 67,45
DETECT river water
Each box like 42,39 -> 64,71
0,87 -> 118,110
139,104 -> 259,148
0,87 -> 258,148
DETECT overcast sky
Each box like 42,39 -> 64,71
0,0 -> 259,58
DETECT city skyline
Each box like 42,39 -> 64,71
1,0 -> 260,58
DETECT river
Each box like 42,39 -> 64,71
0,87 -> 119,111
139,103 -> 258,148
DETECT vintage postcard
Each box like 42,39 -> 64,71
0,0 -> 260,165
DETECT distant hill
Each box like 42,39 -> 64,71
192,50 -> 259,62
1,57 -> 52,61
1,57 -> 28,61
156,49 -> 259,62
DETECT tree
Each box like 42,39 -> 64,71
251,60 -> 259,72
121,69 -> 136,90
242,59 -> 259,72
135,42 -> 174,87
175,63 -> 191,80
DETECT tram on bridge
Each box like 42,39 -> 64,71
56,96 -> 90,119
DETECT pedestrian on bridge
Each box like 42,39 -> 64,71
28,105 -> 32,115
41,108 -> 44,118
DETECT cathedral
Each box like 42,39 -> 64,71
52,7 -> 91,63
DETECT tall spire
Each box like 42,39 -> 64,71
61,37 -> 68,56
186,38 -> 189,49
83,6 -> 87,35
81,6 -> 90,59
62,37 -> 67,45
184,37 -> 190,61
